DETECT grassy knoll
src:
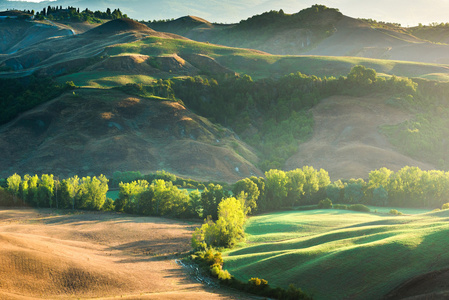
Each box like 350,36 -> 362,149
57,71 -> 157,88
224,209 -> 449,299
105,37 -> 449,80
50,36 -> 449,89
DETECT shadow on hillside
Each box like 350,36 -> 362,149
340,218 -> 410,229
383,230 -> 449,299
107,238 -> 190,262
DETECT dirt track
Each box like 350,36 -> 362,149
0,209 -> 250,299
286,94 -> 435,180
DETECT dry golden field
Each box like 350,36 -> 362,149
0,209 -> 251,299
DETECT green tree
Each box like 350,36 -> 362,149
79,175 -> 108,210
116,180 -> 149,213
344,179 -> 365,204
326,180 -> 344,203
19,175 -> 29,206
302,166 -> 330,204
137,189 -> 154,215
264,169 -> 289,210
286,169 -> 306,207
215,197 -> 246,247
151,179 -> 170,215
7,173 -> 21,205
372,186 -> 388,206
189,190 -> 202,218
38,174 -> 54,207
232,178 -> 259,214
201,183 -> 226,220
347,65 -> 377,86
26,174 -> 39,206
192,197 -> 246,248
369,167 -> 393,189
60,176 -> 80,209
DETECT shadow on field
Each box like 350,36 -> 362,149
340,218 -> 410,229
108,238 -> 190,261
36,210 -> 191,226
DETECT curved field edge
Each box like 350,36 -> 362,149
223,209 -> 449,299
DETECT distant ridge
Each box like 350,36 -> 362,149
180,15 -> 211,25
86,18 -> 156,35
148,15 -> 215,36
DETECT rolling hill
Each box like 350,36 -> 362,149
2,6 -> 449,300
0,208 -> 252,299
0,13 -> 74,55
0,18 -> 185,77
148,6 -> 449,64
1,16 -> 449,182
0,88 -> 261,182
285,94 -> 435,181
224,209 -> 449,299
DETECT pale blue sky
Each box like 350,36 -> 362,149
3,0 -> 449,26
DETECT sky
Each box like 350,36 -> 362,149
2,0 -> 449,26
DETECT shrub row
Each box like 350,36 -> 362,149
190,249 -> 312,300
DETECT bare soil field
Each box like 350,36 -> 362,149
0,208 -> 250,299
286,94 -> 434,180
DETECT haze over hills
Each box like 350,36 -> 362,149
148,7 -> 449,64
4,5 -> 449,300
0,6 -> 449,181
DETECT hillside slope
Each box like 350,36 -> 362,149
148,7 -> 449,64
285,94 -> 435,180
0,19 -> 185,77
0,18 -> 74,55
1,18 -> 448,182
306,16 -> 449,64
224,209 -> 449,299
0,88 -> 261,182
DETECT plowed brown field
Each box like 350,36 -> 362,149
0,209 -> 250,299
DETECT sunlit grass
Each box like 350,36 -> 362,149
104,36 -> 449,80
419,73 -> 449,81
57,72 -> 157,88
224,209 -> 449,299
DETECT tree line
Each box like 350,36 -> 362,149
3,165 -> 449,247
33,6 -> 127,22
4,165 -> 448,214
330,166 -> 449,208
3,173 -> 109,210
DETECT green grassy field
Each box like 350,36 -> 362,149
55,37 -> 449,88
57,71 -> 157,88
224,209 -> 449,299
105,37 -> 449,80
